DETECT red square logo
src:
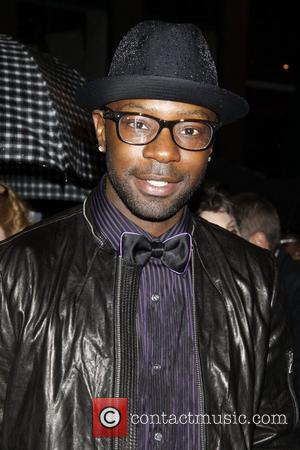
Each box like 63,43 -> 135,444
92,398 -> 128,438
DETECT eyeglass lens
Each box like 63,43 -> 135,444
118,114 -> 213,150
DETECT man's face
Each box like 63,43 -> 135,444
93,99 -> 215,223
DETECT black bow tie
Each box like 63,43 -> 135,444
120,232 -> 192,274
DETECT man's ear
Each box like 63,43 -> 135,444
92,110 -> 106,148
249,231 -> 270,250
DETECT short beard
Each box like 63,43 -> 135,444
106,153 -> 207,222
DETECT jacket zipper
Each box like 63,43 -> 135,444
113,257 -> 123,450
113,257 -> 138,450
192,255 -> 206,450
287,349 -> 299,426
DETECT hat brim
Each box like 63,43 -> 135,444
76,75 -> 249,125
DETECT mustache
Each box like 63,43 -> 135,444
131,161 -> 184,179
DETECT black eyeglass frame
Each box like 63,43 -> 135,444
103,107 -> 220,151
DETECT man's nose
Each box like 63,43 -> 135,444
142,128 -> 181,163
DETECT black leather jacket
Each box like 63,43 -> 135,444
0,196 -> 298,449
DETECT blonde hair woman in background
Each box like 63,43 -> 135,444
0,183 -> 30,240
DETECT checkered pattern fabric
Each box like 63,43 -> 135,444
0,164 -> 91,202
0,174 -> 89,202
0,35 -> 103,200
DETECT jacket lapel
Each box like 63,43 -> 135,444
192,218 -> 231,415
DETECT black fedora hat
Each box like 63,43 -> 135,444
77,20 -> 249,125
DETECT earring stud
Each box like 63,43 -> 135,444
98,145 -> 105,153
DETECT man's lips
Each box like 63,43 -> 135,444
135,173 -> 182,183
134,175 -> 182,196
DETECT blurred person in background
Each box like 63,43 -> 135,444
192,183 -> 239,234
0,183 -> 30,240
233,192 -> 280,251
233,192 -> 300,410
281,234 -> 300,261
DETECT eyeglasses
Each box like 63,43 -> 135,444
103,107 -> 219,151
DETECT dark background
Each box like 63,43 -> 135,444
1,0 -> 298,231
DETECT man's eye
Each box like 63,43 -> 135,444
127,120 -> 148,130
180,127 -> 199,136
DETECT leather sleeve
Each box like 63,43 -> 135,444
253,259 -> 299,449
0,269 -> 17,447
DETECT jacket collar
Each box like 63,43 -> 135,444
83,191 -> 113,251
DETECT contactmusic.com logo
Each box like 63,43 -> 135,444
92,398 -> 128,437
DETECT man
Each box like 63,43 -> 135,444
0,21 -> 298,450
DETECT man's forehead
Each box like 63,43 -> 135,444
105,98 -> 217,120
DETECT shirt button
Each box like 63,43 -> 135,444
154,432 -> 163,442
153,363 -> 161,371
151,293 -> 160,302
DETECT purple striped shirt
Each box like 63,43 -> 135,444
91,178 -> 201,449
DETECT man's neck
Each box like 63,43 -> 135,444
125,211 -> 184,238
